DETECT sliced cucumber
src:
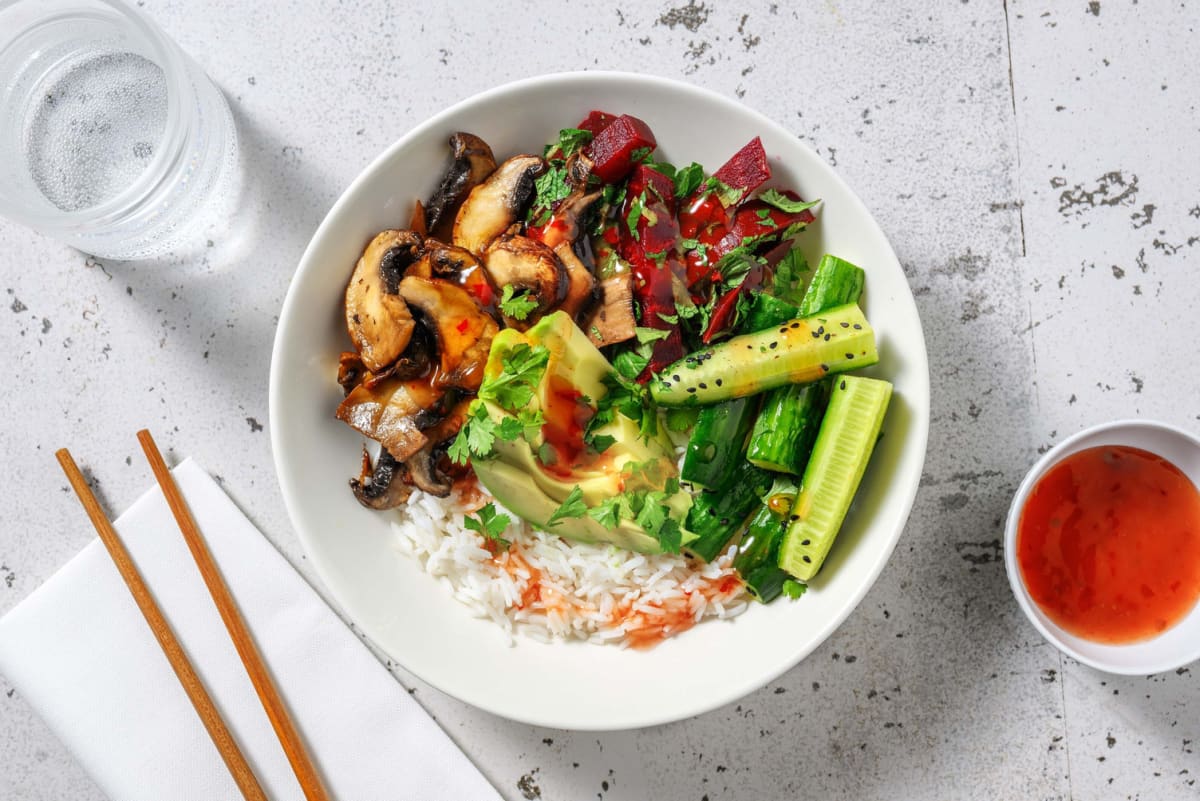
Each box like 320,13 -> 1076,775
746,378 -> 832,474
681,396 -> 758,490
649,304 -> 877,406
777,375 -> 892,581
797,255 -> 866,317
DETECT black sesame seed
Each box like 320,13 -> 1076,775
789,514 -> 800,521
719,518 -> 730,526
845,353 -> 854,359
686,387 -> 697,393
824,333 -> 831,341
840,379 -> 846,390
674,374 -> 681,382
853,323 -> 862,329
801,539 -> 811,546
820,363 -> 829,372
802,555 -> 811,563
840,321 -> 850,328
769,342 -> 778,349
779,327 -> 789,335
816,326 -> 824,335
715,378 -> 723,387
811,331 -> 820,339
790,322 -> 801,329
707,508 -> 716,516
698,382 -> 708,389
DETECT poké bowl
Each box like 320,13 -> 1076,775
269,71 -> 930,730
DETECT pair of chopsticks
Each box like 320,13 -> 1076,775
56,430 -> 331,801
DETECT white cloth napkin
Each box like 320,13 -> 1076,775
0,458 -> 500,801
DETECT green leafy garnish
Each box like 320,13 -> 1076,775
585,432 -> 616,454
529,165 -> 571,225
449,403 -> 497,464
556,127 -> 593,159
781,579 -> 808,599
478,343 -> 550,411
499,285 -> 539,321
758,188 -> 821,215
771,247 -> 809,303
673,162 -> 706,198
464,502 -> 511,549
657,311 -> 680,325
630,145 -> 653,164
664,406 -> 700,432
634,326 -> 671,344
586,495 -> 626,529
611,349 -> 649,381
654,516 -> 683,553
705,176 -> 744,208
546,485 -> 587,527
625,193 -> 645,239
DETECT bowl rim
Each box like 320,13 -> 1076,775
269,69 -> 931,728
1003,417 -> 1200,675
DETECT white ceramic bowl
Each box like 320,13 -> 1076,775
1004,419 -> 1200,675
269,72 -> 930,729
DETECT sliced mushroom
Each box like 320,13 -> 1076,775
482,234 -> 567,329
538,190 -> 602,320
365,321 -> 434,385
345,230 -> 422,373
337,351 -> 368,395
398,276 -> 499,391
426,133 -> 497,241
565,150 -> 595,188
582,273 -> 637,347
336,375 -> 443,462
404,397 -> 472,497
406,239 -> 483,282
350,448 -> 412,510
453,154 -> 545,256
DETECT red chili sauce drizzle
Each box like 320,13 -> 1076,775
1017,444 -> 1200,644
537,374 -> 592,478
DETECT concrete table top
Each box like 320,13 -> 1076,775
2,1 -> 1197,799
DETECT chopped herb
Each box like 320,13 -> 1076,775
630,145 -> 653,164
589,324 -> 604,342
781,579 -> 808,599
634,492 -> 668,533
655,516 -> 683,553
478,343 -> 550,411
463,502 -> 512,549
529,164 -> 571,225
556,127 -> 593,158
601,183 -> 627,208
586,432 -> 616,454
517,408 -> 546,441
771,247 -> 809,302
449,403 -> 498,464
657,311 -> 680,325
705,176 -> 744,208
586,496 -> 625,529
611,349 -> 649,381
546,485 -> 588,527
626,194 -> 645,240
673,162 -> 706,198
499,285 -> 539,321
664,406 -> 700,432
758,188 -> 821,215
495,416 -> 525,442
634,326 -> 671,344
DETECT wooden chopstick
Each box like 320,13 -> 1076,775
136,430 -> 332,801
55,448 -> 269,801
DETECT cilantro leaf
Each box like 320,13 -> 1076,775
478,344 -> 550,412
781,579 -> 808,599
634,326 -> 671,344
495,416 -> 525,441
517,408 -> 546,442
634,492 -> 668,533
625,194 -> 645,240
529,164 -> 571,225
449,403 -> 497,464
664,406 -> 700,432
655,516 -> 683,554
499,285 -> 539,321
586,496 -> 623,529
586,432 -> 616,454
673,162 -> 706,198
546,485 -> 588,527
758,188 -> 821,215
463,502 -> 511,549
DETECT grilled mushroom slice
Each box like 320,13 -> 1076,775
425,133 -> 497,240
404,240 -> 483,282
404,397 -> 472,497
345,230 -> 422,373
453,154 -> 545,256
350,448 -> 412,510
538,189 -> 602,320
335,375 -> 443,462
482,234 -> 567,329
581,273 -> 637,346
398,276 -> 498,392
337,351 -> 368,395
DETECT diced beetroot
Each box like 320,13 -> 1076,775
712,136 -> 771,198
701,263 -> 765,344
716,193 -> 816,254
585,114 -> 658,184
576,110 -> 619,136
618,165 -> 685,380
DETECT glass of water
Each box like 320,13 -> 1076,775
0,0 -> 238,259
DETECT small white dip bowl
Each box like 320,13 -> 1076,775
1004,419 -> 1200,675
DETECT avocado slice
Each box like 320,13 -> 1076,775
470,311 -> 695,554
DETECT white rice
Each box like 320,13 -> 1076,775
392,486 -> 748,647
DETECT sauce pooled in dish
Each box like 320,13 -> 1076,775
1017,445 -> 1200,644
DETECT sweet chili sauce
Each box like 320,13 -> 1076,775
1016,445 -> 1200,644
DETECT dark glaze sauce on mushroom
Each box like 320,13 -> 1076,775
337,131 -> 625,509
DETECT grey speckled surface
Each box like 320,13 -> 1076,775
2,1 -> 1198,799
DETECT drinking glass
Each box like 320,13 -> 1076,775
0,0 -> 238,259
